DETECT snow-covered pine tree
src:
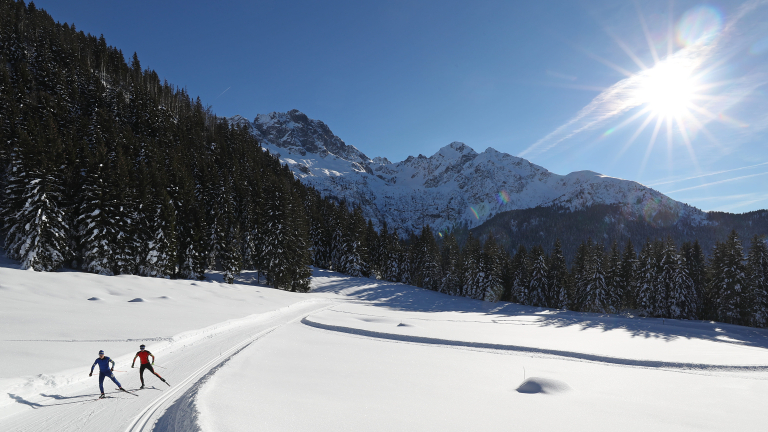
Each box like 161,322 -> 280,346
745,235 -> 768,327
669,249 -> 697,320
261,178 -> 311,290
579,242 -> 610,313
309,200 -> 334,270
683,240 -> 707,318
480,236 -> 503,302
509,244 -> 530,304
203,170 -> 226,272
527,245 -> 548,307
342,207 -> 369,278
416,225 -> 441,290
655,238 -> 678,317
570,240 -> 589,310
0,59 -> 14,177
2,136 -> 71,271
460,233 -> 483,299
439,232 -> 461,295
620,240 -> 637,309
139,191 -> 178,278
382,229 -> 402,282
634,240 -> 657,316
399,242 -> 413,286
605,242 -> 623,312
372,221 -> 390,279
176,178 -> 207,280
219,195 -> 243,284
330,205 -> 351,274
571,240 -> 590,311
168,157 -> 205,280
111,152 -> 143,275
545,239 -> 569,309
709,231 -> 747,325
77,163 -> 119,275
284,184 -> 312,292
365,219 -> 379,278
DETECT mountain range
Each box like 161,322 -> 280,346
230,109 -> 767,254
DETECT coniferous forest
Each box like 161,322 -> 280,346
1,1 -> 766,327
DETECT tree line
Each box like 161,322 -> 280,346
313,213 -> 767,328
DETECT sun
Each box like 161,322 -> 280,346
634,61 -> 698,119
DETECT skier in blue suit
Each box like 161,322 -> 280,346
89,350 -> 126,398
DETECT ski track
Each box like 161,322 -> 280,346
301,317 -> 768,373
0,299 -> 335,432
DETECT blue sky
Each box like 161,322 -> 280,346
33,0 -> 768,213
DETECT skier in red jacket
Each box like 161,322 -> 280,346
131,344 -> 168,388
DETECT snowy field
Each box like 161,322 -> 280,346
2,260 -> 768,431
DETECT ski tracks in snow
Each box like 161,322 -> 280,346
0,299 -> 336,432
300,317 -> 768,375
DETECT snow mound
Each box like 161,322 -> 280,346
397,323 -> 413,327
87,297 -> 101,301
516,377 -> 571,394
127,298 -> 146,303
157,296 -> 171,300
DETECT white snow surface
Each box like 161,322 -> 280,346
231,110 -> 707,233
2,259 -> 768,431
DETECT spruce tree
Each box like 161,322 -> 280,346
461,233 -> 482,299
621,240 -> 637,309
527,245 -> 548,307
2,136 -> 71,271
605,242 -> 623,312
509,245 -> 529,304
578,242 -> 610,313
656,238 -> 678,317
382,229 -> 402,282
480,236 -> 504,302
139,191 -> 178,278
684,240 -> 707,318
745,235 -> 768,327
709,231 -> 747,325
545,239 -> 569,309
416,225 -> 441,290
76,163 -> 119,275
439,232 -> 461,295
669,249 -> 697,320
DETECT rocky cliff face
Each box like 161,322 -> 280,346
231,110 -> 706,234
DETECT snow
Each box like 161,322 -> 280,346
2,260 -> 768,431
196,271 -> 768,432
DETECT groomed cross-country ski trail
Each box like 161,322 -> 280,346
0,299 -> 335,432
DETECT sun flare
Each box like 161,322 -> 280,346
634,61 -> 697,119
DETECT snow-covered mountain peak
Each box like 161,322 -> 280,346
433,141 -> 477,160
247,109 -> 371,165
230,110 -> 704,234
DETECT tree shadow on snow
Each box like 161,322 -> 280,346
311,268 -> 768,352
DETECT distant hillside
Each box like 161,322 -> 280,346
468,204 -> 768,262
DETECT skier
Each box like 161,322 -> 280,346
89,350 -> 127,398
131,344 -> 167,388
